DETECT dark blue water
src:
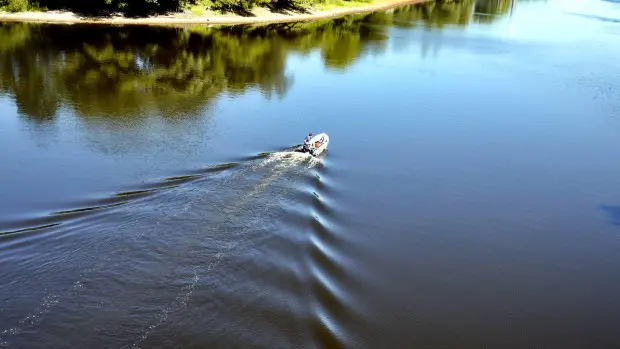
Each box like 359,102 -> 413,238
2,0 -> 620,347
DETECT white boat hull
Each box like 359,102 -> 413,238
298,133 -> 329,156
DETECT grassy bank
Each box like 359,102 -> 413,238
0,0 -> 402,17
0,0 -> 431,25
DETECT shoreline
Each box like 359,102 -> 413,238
0,0 -> 426,26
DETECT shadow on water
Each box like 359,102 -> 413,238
600,205 -> 620,226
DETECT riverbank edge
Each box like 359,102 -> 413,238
0,0 -> 427,26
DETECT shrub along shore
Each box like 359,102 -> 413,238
0,0 -> 431,25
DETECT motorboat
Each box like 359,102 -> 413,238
295,133 -> 329,156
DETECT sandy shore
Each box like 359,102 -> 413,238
0,0 -> 426,26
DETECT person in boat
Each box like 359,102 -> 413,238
303,132 -> 313,151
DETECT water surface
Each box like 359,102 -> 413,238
2,0 -> 620,347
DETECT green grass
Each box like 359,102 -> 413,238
183,0 -> 376,17
314,0 -> 373,11
28,2 -> 47,11
186,0 -> 214,16
189,4 -> 208,15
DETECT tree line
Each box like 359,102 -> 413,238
1,0 -> 189,14
0,0 -> 513,16
1,0 -> 318,14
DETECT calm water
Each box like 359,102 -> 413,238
2,0 -> 620,347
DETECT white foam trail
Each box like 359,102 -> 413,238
0,294 -> 59,347
229,151 -> 321,212
130,269 -> 200,349
256,151 -> 323,170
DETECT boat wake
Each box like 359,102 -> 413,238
0,147 -> 329,348
254,151 -> 324,170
